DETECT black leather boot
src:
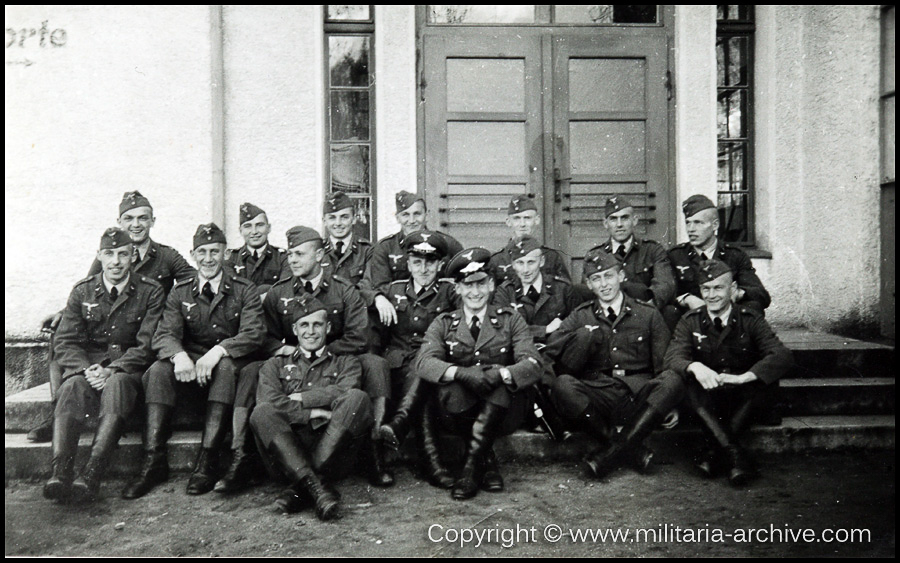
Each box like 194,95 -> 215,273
575,403 -> 613,444
267,432 -> 313,514
301,474 -> 340,521
417,398 -> 455,489
27,411 -> 55,443
583,403 -> 662,480
70,415 -> 126,503
378,378 -> 427,450
214,407 -> 261,494
367,397 -> 394,487
452,402 -> 507,500
187,402 -> 230,495
725,445 -> 756,487
43,414 -> 79,502
121,403 -> 171,499
692,403 -> 746,482
480,448 -> 504,492
533,385 -> 573,443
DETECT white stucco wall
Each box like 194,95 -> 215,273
755,5 -> 882,330
221,5 -> 324,248
5,5 -> 216,339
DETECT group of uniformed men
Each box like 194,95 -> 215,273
36,188 -> 792,521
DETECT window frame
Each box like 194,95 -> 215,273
324,6 -> 376,241
716,5 -> 756,247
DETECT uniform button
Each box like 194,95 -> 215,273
476,361 -> 481,366
615,364 -> 620,368
111,325 -> 115,329
413,316 -> 419,321
474,351 -> 480,356
212,324 -> 217,328
308,383 -> 312,386
612,347 -> 617,351
613,329 -> 617,334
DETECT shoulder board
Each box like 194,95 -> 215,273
585,244 -> 606,254
274,246 -> 287,254
388,279 -> 407,289
492,306 -> 513,315
673,242 -> 691,250
552,275 -> 571,284
574,300 -> 594,311
739,306 -> 761,317
377,232 -> 400,245
231,275 -> 254,285
490,248 -> 506,257
684,308 -> 703,317
270,277 -> 293,290
74,274 -> 98,288
173,277 -> 194,288
498,278 -> 516,288
436,311 -> 457,321
631,298 -> 654,309
641,239 -> 660,246
330,274 -> 352,285
438,277 -> 455,284
356,238 -> 372,246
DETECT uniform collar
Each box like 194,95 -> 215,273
597,292 -> 625,317
329,235 -> 352,254
198,270 -> 224,294
301,268 -> 325,291
245,243 -> 268,257
464,307 -> 487,326
611,236 -> 635,255
707,304 -> 733,327
297,346 -> 327,360
692,237 -> 720,260
527,274 -> 544,295
102,273 -> 131,295
136,239 -> 152,262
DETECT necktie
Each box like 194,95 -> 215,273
526,285 -> 540,302
615,245 -> 627,259
304,281 -> 314,294
252,250 -> 259,262
470,316 -> 481,341
607,307 -> 617,323
416,285 -> 424,297
714,317 -> 724,332
309,350 -> 318,362
109,287 -> 119,301
202,282 -> 215,301
335,241 -> 345,256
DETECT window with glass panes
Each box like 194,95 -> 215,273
716,5 -> 754,245
325,5 -> 374,241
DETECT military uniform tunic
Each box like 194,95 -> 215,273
321,236 -> 373,287
359,230 -> 463,307
88,239 -> 195,295
492,275 -> 587,345
584,237 -> 675,307
54,274 -> 166,419
250,348 -> 372,469
668,241 -> 771,312
414,305 -> 543,433
544,295 -> 683,420
225,244 -> 290,295
490,241 -> 571,285
145,272 -> 265,407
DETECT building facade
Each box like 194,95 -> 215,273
5,5 -> 894,339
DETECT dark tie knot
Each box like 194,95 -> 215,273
202,282 -> 215,300
526,285 -> 540,302
252,250 -> 259,261
309,350 -> 318,362
615,245 -> 627,258
714,317 -> 724,331
304,281 -> 314,294
335,241 -> 345,255
109,286 -> 119,301
607,307 -> 617,322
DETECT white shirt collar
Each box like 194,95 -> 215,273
611,236 -> 634,255
199,270 -> 224,294
694,237 -> 719,260
528,274 -> 544,296
413,279 -> 434,295
248,243 -> 268,257
102,274 -> 131,296
300,346 -> 326,360
464,307 -> 487,326
598,292 -> 625,316
708,304 -> 733,326
135,240 -> 151,261
302,268 -> 325,291
330,235 -> 352,254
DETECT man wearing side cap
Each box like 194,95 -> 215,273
218,225 -> 392,493
490,195 -> 571,285
665,259 -> 791,487
375,231 -> 459,486
584,195 -> 675,312
30,191 -> 195,443
225,202 -> 290,297
43,228 -> 166,504
122,223 -> 265,499
667,195 -> 770,330
320,191 -> 373,286
492,235 -> 587,441
544,252 -> 681,480
360,190 -> 463,329
414,248 -> 543,500
250,295 -> 372,521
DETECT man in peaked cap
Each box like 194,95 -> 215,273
583,195 -> 675,312
665,259 -> 792,487
666,194 -> 770,330
217,224 -> 392,493
250,296 -> 372,521
43,228 -> 166,504
414,248 -> 543,500
374,231 -> 460,486
226,202 -> 290,297
359,190 -> 462,330
490,194 -> 571,285
321,191 -> 373,286
29,191 -> 196,444
543,251 -> 681,480
122,223 -> 265,499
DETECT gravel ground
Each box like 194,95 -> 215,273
5,448 -> 895,557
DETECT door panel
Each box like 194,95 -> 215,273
423,28 -> 669,271
424,32 -> 544,251
552,31 -> 669,281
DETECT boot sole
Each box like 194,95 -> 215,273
43,481 -> 71,502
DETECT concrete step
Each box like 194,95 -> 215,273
6,415 -> 894,480
777,329 -> 895,379
776,377 -> 895,416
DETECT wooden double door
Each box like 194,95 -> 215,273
423,26 -> 671,278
